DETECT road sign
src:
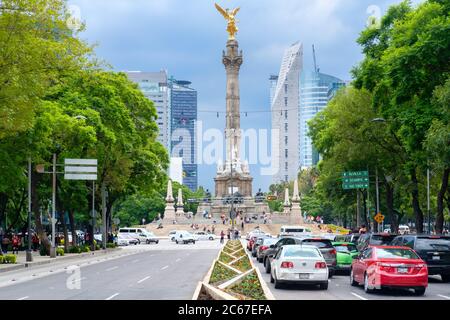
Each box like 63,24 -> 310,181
342,171 -> 369,189
267,195 -> 277,201
64,159 -> 97,180
374,213 -> 385,223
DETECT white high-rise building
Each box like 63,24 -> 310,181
125,71 -> 170,151
270,42 -> 303,184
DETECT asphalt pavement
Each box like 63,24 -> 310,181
0,240 -> 222,300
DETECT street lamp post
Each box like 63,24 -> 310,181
50,153 -> 56,258
26,158 -> 33,262
375,166 -> 381,232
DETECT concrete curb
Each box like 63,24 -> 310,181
0,248 -> 122,274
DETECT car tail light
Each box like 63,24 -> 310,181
330,249 -> 336,255
377,263 -> 395,272
260,246 -> 268,251
315,262 -> 327,269
281,261 -> 294,268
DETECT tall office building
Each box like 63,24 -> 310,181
270,42 -> 303,184
299,71 -> 345,168
125,71 -> 170,150
169,78 -> 198,191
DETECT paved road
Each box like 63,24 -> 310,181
252,251 -> 450,300
0,240 -> 221,300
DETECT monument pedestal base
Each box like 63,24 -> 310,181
164,202 -> 176,222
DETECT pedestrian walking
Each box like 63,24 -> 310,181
12,234 -> 20,254
227,229 -> 231,240
220,230 -> 225,244
1,235 -> 10,254
32,233 -> 39,251
241,221 -> 244,230
234,229 -> 239,240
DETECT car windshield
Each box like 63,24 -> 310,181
376,248 -> 419,259
283,247 -> 320,258
302,239 -> 333,248
284,228 -> 305,233
416,238 -> 450,251
370,235 -> 396,245
335,244 -> 357,252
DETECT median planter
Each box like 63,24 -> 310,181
193,239 -> 274,300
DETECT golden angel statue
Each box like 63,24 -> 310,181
215,3 -> 240,40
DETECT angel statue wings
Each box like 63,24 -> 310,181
215,3 -> 240,40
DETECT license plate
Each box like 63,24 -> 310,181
397,267 -> 408,273
432,256 -> 440,260
298,274 -> 310,279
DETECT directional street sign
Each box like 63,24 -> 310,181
342,171 -> 369,189
64,159 -> 97,180
267,195 -> 277,201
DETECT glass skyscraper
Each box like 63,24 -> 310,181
169,78 -> 198,191
299,71 -> 345,168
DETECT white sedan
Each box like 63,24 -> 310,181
270,245 -> 329,290
193,232 -> 216,241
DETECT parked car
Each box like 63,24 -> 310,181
120,233 -> 139,245
391,234 -> 450,282
356,233 -> 397,252
256,238 -> 278,263
350,245 -> 428,295
193,231 -> 216,241
247,235 -> 258,251
169,230 -> 177,241
252,235 -> 272,257
117,234 -> 131,246
332,242 -> 359,272
118,227 -> 151,244
270,245 -> 329,290
263,237 -> 304,274
143,231 -> 159,244
398,225 -> 411,235
300,238 -> 337,277
174,230 -> 196,244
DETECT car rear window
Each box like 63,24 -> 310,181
263,238 -> 278,245
302,239 -> 333,248
416,238 -> 450,251
335,244 -> 357,252
370,235 -> 396,245
283,247 -> 320,258
376,248 -> 419,259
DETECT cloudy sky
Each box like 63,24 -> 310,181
68,0 -> 423,192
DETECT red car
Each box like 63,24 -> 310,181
247,236 -> 258,251
350,245 -> 428,295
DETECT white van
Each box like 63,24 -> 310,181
279,225 -> 312,238
174,230 -> 196,244
398,225 -> 410,235
118,227 -> 157,244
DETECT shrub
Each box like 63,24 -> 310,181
56,248 -> 65,256
68,246 -> 81,254
3,254 -> 17,264
106,243 -> 117,249
40,245 -> 49,256
95,244 -> 101,251
0,255 -> 4,264
227,272 -> 266,300
209,262 -> 238,285
219,252 -> 233,264
230,255 -> 252,272
80,245 -> 90,253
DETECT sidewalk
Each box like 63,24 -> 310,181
0,248 -> 121,273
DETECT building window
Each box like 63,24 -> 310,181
284,84 -> 288,94
284,123 -> 288,132
285,162 -> 288,170
285,175 -> 288,182
285,149 -> 288,158
284,97 -> 288,107
284,136 -> 288,145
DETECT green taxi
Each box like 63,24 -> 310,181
332,242 -> 359,272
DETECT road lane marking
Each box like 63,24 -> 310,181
17,296 -> 29,300
72,277 -> 86,283
161,265 -> 169,270
132,259 -> 140,263
137,276 -> 151,284
106,266 -> 118,272
438,294 -> 450,300
175,258 -> 181,262
351,292 -> 368,300
105,293 -> 120,300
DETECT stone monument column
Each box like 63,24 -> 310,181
283,187 -> 291,215
291,178 -> 303,222
164,180 -> 176,222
